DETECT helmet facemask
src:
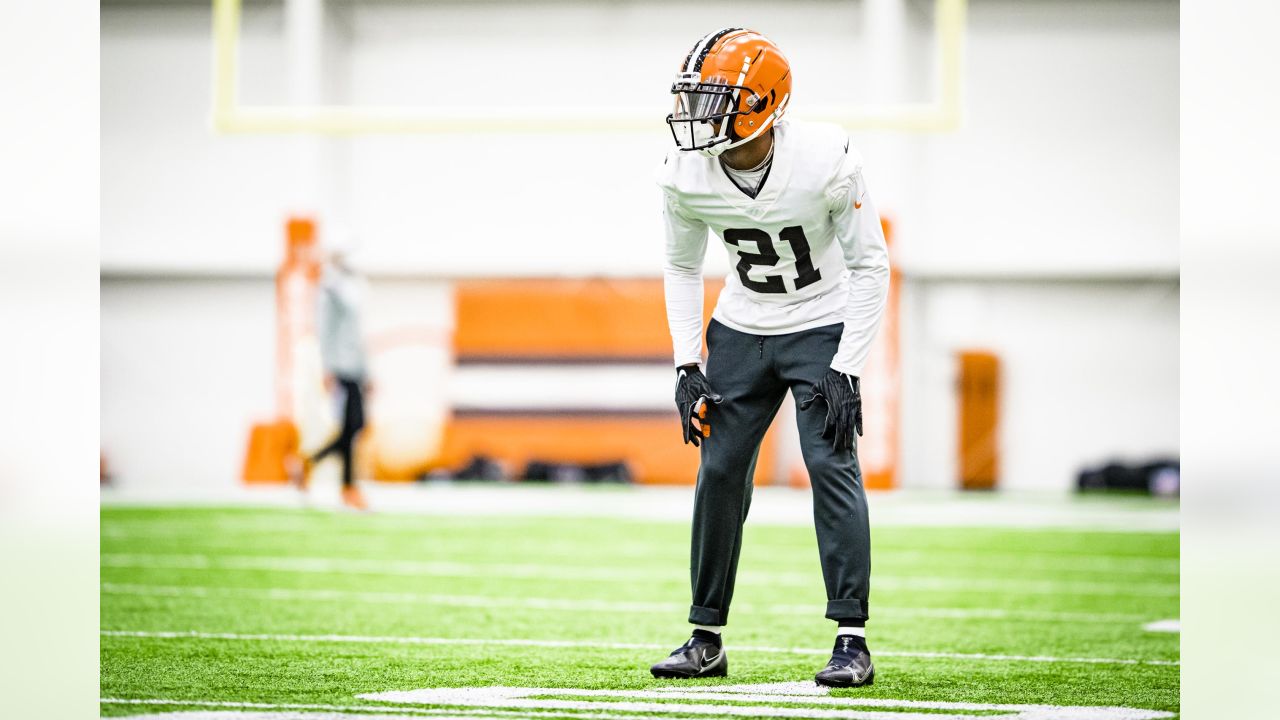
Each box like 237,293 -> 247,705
666,73 -> 749,158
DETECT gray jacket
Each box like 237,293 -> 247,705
317,268 -> 368,381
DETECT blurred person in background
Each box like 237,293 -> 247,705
305,244 -> 371,511
652,28 -> 889,687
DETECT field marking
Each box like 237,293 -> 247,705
1142,619 -> 1180,633
872,550 -> 1178,576
101,697 -> 697,720
100,481 -> 1180,531
101,582 -> 687,614
360,683 -> 1176,719
102,525 -> 1180,576
100,630 -> 1179,666
100,553 -> 1179,597
103,685 -> 1177,720
101,582 -> 1155,624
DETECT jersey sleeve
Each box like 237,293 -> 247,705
662,190 -> 710,368
825,143 -> 890,377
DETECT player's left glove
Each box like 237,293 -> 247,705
800,369 -> 863,452
675,365 -> 722,447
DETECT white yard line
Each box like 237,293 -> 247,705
368,684 -> 1178,719
101,582 -> 1154,624
1142,619 -> 1180,633
100,698 -> 698,720
100,683 -> 1178,720
872,550 -> 1178,576
100,485 -> 1180,532
99,630 -> 1179,666
100,553 -> 1179,597
103,521 -> 1179,577
101,583 -> 686,614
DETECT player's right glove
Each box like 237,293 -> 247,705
675,365 -> 723,447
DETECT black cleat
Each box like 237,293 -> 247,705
814,634 -> 875,688
650,634 -> 727,679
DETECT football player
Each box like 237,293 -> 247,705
649,28 -> 889,688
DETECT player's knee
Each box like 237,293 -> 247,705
804,453 -> 862,490
697,455 -> 742,488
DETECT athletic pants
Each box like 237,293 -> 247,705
688,319 -> 870,626
312,377 -> 365,488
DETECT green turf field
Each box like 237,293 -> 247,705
100,503 -> 1179,719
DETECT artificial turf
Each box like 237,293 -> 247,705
100,502 -> 1179,718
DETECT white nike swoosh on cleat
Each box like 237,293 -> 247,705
700,651 -> 721,669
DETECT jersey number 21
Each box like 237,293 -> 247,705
724,226 -> 822,295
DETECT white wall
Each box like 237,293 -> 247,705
101,278 -> 276,489
901,0 -> 1179,275
103,4 -> 289,271
100,0 -> 1179,491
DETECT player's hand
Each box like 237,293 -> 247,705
675,365 -> 723,447
800,369 -> 862,452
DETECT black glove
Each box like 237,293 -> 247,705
799,369 -> 862,452
674,365 -> 723,447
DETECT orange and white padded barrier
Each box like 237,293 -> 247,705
242,217 -> 323,484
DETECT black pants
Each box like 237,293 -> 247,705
688,320 -> 870,626
312,377 -> 365,488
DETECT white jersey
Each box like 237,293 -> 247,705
657,119 -> 890,376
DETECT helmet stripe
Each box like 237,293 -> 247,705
684,27 -> 743,74
681,33 -> 712,73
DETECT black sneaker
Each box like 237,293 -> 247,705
814,634 -> 874,688
650,634 -> 727,679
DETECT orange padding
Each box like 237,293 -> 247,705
377,413 -> 778,486
958,351 -> 1000,490
242,419 -> 298,484
455,279 -> 723,361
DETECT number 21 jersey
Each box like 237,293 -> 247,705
657,119 -> 890,377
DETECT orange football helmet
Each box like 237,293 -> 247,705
667,28 -> 792,157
